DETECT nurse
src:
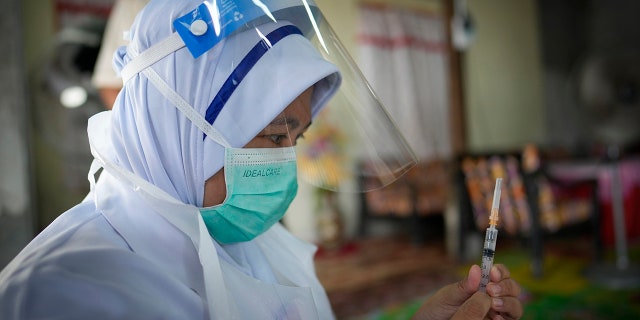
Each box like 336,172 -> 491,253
0,0 -> 522,319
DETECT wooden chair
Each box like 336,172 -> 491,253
455,148 -> 602,278
358,160 -> 449,245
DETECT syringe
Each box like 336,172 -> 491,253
478,178 -> 502,293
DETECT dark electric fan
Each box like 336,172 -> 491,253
576,51 -> 640,289
578,51 -> 640,149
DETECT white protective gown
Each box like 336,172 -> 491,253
0,0 -> 341,318
0,159 -> 333,319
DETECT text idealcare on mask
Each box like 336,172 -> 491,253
242,168 -> 282,177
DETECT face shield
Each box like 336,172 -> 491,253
121,0 -> 416,193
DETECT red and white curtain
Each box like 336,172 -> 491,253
357,3 -> 452,160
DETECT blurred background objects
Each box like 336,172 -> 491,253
2,0 -> 640,318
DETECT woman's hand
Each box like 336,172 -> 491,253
412,264 -> 523,320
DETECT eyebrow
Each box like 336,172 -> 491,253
269,116 -> 300,130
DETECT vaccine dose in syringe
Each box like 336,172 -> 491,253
479,178 -> 502,293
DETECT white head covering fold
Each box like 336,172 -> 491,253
109,0 -> 341,206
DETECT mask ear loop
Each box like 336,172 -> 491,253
279,112 -> 296,148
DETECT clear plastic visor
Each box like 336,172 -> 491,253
177,0 -> 417,192
298,9 -> 417,192
243,87 -> 314,151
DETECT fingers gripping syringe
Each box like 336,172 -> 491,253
479,178 -> 502,293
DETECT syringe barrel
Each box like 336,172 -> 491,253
483,227 -> 498,251
479,227 -> 499,292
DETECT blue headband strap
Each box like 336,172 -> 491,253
203,25 -> 303,136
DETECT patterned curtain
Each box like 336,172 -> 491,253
357,3 -> 452,160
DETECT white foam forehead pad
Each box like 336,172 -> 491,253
202,22 -> 340,180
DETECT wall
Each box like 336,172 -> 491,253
464,0 -> 545,151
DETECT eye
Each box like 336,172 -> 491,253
268,134 -> 287,145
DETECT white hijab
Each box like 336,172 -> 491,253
87,0 -> 341,318
108,0 -> 341,207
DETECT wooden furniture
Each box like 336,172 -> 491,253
455,150 -> 602,278
358,160 -> 449,245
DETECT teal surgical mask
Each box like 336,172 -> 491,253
200,146 -> 298,244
